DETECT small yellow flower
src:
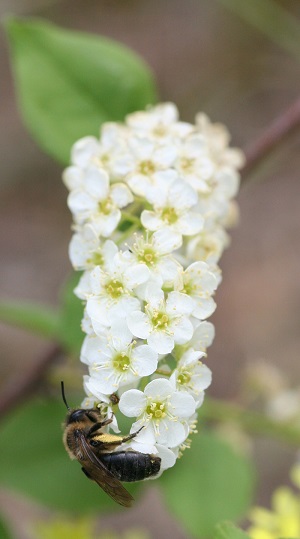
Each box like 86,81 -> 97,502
247,465 -> 300,539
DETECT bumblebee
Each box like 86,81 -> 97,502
61,383 -> 161,507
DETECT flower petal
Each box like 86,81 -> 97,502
148,330 -> 174,354
144,378 -> 174,399
169,391 -> 196,418
132,345 -> 158,376
127,310 -> 151,339
156,419 -> 186,447
119,389 -> 147,417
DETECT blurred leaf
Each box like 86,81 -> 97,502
159,430 -> 255,538
34,516 -> 95,539
0,301 -> 60,338
5,18 -> 158,164
58,272 -> 84,357
0,398 -> 141,512
217,0 -> 300,60
0,274 -> 84,357
0,515 -> 13,539
213,522 -> 251,539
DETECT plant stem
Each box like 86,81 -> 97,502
200,397 -> 300,446
241,95 -> 300,182
116,221 -> 141,245
0,343 -> 62,421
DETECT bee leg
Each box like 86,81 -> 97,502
121,425 -> 144,443
88,418 -> 113,436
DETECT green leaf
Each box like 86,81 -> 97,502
58,272 -> 84,357
213,521 -> 251,539
0,301 -> 60,339
159,431 -> 255,538
0,398 -> 141,512
0,273 -> 84,357
216,0 -> 300,61
0,515 -> 14,539
5,17 -> 158,164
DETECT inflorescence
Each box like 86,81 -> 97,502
63,102 -> 244,473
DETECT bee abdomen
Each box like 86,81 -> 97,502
100,451 -> 161,482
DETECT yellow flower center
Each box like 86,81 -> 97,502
139,160 -> 155,175
98,197 -> 113,215
88,252 -> 103,266
177,370 -> 191,385
180,156 -> 195,172
105,279 -> 124,298
151,310 -> 169,330
182,278 -> 196,296
161,206 -> 178,225
113,353 -> 130,372
138,246 -> 157,267
146,401 -> 167,419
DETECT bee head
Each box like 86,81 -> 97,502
67,408 -> 87,423
67,408 -> 100,424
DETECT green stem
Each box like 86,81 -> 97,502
120,211 -> 141,225
200,397 -> 300,446
155,368 -> 170,376
116,222 -> 141,245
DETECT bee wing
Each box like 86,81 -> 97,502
78,432 -> 134,507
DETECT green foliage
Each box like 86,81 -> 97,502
0,301 -> 59,339
159,430 -> 255,538
5,18 -> 157,164
213,522 -> 251,539
0,516 -> 13,539
58,272 -> 84,357
0,398 -> 141,512
216,0 -> 300,60
0,274 -> 84,358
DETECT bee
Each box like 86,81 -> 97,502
61,382 -> 161,507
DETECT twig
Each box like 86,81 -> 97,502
201,397 -> 300,446
241,95 -> 300,181
0,343 -> 62,420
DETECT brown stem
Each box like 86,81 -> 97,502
241,95 -> 300,181
0,343 -> 62,420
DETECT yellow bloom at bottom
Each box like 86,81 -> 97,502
34,516 -> 150,539
247,465 -> 300,539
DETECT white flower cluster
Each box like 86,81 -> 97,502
63,103 -> 244,473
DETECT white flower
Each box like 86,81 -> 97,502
67,165 -> 133,236
170,349 -> 212,407
86,250 -> 149,332
126,102 -> 193,141
141,177 -> 203,246
70,136 -> 101,169
69,227 -> 118,271
196,166 -> 240,224
96,122 -> 129,176
112,135 -> 177,198
81,332 -> 158,394
195,113 -> 245,170
186,320 -> 215,353
175,134 -> 215,193
119,378 -> 196,447
175,261 -> 218,320
186,226 -> 229,266
127,285 -> 194,354
129,229 -> 182,286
